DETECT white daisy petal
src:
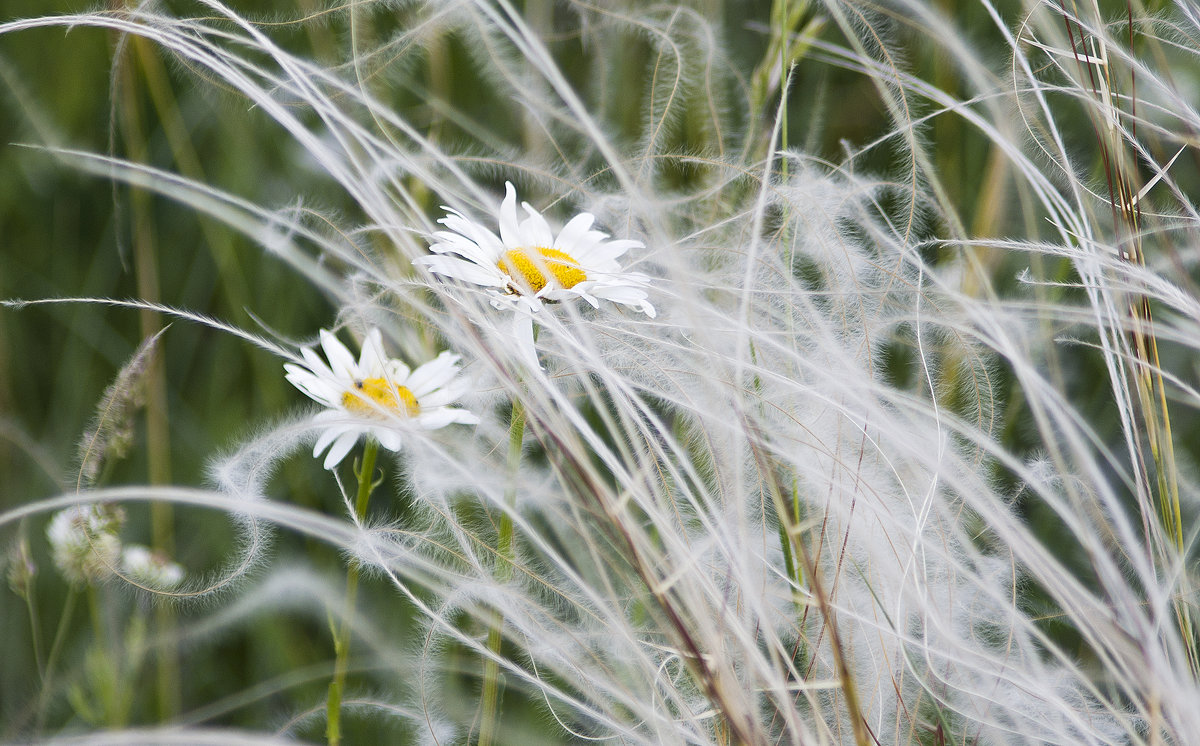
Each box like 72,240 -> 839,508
498,182 -> 521,248
418,408 -> 481,429
313,423 -> 349,461
405,351 -> 462,397
372,427 -> 404,452
580,238 -> 644,265
563,229 -> 607,259
430,232 -> 497,267
436,215 -> 506,258
565,288 -> 601,308
520,202 -> 555,248
553,212 -> 596,251
417,255 -> 507,288
300,346 -> 334,378
385,359 -> 413,385
449,409 -> 482,425
418,389 -> 462,409
322,430 -> 360,470
513,313 -> 541,371
285,372 -> 339,409
418,376 -> 475,407
358,328 -> 388,376
592,283 -> 654,308
319,330 -> 358,381
597,287 -> 656,317
282,362 -> 311,380
291,371 -> 345,404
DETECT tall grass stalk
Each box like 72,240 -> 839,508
118,32 -> 182,721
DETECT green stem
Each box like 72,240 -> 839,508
116,23 -> 179,721
479,397 -> 526,746
86,585 -> 121,727
498,398 -> 526,582
326,438 -> 380,746
24,580 -> 44,678
37,587 -> 78,731
778,0 -> 790,183
776,508 -> 797,589
134,36 -> 181,724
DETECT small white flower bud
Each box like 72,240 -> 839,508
46,505 -> 125,586
120,544 -> 185,590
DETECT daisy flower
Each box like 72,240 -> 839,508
416,182 -> 655,365
284,328 -> 480,470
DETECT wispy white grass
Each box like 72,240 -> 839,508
3,0 -> 1200,743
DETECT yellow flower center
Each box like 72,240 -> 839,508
498,247 -> 586,294
341,378 -> 420,417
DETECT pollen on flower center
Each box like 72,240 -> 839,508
341,378 -> 420,417
498,247 -> 587,294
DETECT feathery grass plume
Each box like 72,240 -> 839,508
75,327 -> 168,490
3,0 -> 1200,742
1044,0 -> 1198,675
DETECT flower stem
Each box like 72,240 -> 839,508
37,587 -> 77,731
326,438 -> 379,746
86,584 -> 122,727
479,397 -> 526,746
22,580 -> 44,679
